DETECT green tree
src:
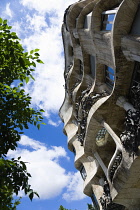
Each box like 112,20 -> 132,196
58,205 -> 75,210
87,203 -> 96,210
0,18 -> 44,208
58,204 -> 96,210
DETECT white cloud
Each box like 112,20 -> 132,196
16,0 -> 77,121
1,3 -> 14,20
20,0 -> 76,16
62,172 -> 86,201
8,135 -> 70,199
5,3 -> 13,18
48,119 -> 61,127
12,21 -> 22,37
7,135 -> 84,200
26,14 -> 48,32
21,18 -> 65,118
3,0 -> 77,127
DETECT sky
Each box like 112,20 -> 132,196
0,0 -> 91,209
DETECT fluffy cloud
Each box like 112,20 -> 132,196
0,0 -> 77,127
7,135 -> 85,200
20,0 -> 76,16
63,172 -> 86,201
1,0 -> 77,124
2,3 -> 13,19
15,0 -> 75,121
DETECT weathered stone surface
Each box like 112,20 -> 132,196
59,0 -> 140,209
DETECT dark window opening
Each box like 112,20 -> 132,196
130,5 -> 140,35
80,60 -> 83,75
101,8 -> 118,31
129,61 -> 140,105
105,66 -> 114,87
69,46 -> 73,57
91,193 -> 100,210
90,55 -> 96,78
72,146 -> 76,155
80,165 -> 87,180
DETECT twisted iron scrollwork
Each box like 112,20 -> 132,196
99,179 -> 112,210
76,89 -> 108,146
130,84 -> 140,109
110,152 -> 122,182
120,109 -> 140,155
99,179 -> 125,210
77,117 -> 87,146
120,84 -> 140,155
81,91 -> 108,115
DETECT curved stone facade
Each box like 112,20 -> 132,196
60,1 -> 140,209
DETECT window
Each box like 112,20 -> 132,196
101,8 -> 118,31
80,165 -> 87,180
130,6 -> 140,35
131,62 -> 140,86
96,128 -> 107,142
91,193 -> 100,210
72,146 -> 76,155
90,55 -> 96,78
80,60 -> 83,75
105,66 -> 114,87
129,61 -> 140,104
84,12 -> 92,29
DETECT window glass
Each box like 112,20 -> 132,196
131,6 -> 140,35
129,62 -> 140,104
73,147 -> 76,155
90,55 -> 95,77
105,66 -> 114,87
80,166 -> 87,180
91,193 -> 100,210
105,23 -> 113,30
108,14 -> 115,21
80,60 -> 83,74
102,11 -> 116,31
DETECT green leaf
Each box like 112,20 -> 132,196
34,53 -> 40,56
0,17 -> 2,24
24,124 -> 29,129
11,32 -> 17,36
30,75 -> 35,81
41,122 -> 46,125
29,191 -> 34,201
37,124 -> 40,130
33,191 -> 40,198
3,19 -> 7,25
30,50 -> 34,54
36,59 -> 44,64
32,62 -> 36,67
25,77 -> 30,84
34,49 -> 39,52
40,109 -> 45,112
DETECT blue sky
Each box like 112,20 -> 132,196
0,0 -> 91,209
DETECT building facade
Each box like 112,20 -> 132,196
59,0 -> 140,209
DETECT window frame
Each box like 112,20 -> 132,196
105,66 -> 114,87
101,8 -> 118,31
91,193 -> 100,210
80,165 -> 87,181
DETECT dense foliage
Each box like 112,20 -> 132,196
0,18 -> 44,208
58,204 -> 96,210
